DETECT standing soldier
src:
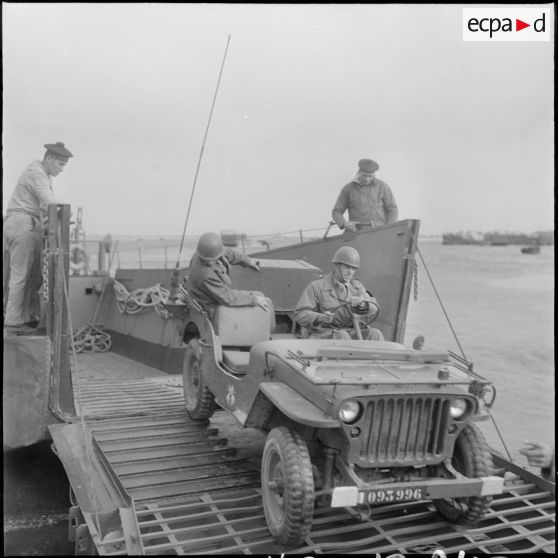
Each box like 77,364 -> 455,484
3,142 -> 73,335
332,158 -> 398,232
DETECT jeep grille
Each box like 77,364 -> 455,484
357,396 -> 450,466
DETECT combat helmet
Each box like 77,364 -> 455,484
331,246 -> 360,268
197,232 -> 224,260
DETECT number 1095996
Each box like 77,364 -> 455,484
359,486 -> 424,505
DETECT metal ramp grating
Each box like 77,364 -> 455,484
131,470 -> 554,555
61,369 -> 554,555
74,377 -> 185,418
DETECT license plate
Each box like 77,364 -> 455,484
359,486 -> 424,505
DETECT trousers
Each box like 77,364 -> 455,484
3,213 -> 42,326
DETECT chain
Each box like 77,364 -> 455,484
413,259 -> 419,301
41,247 -> 50,302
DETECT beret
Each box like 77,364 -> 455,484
44,142 -> 73,159
358,158 -> 379,173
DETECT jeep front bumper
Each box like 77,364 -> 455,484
330,475 -> 504,507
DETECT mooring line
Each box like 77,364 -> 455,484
416,245 -> 469,362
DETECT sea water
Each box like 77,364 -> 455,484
87,235 -> 555,464
405,240 -> 554,463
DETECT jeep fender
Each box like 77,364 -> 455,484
255,382 -> 339,429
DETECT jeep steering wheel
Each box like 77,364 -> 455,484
330,299 -> 381,322
329,299 -> 381,340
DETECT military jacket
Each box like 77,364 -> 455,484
295,272 -> 377,330
186,247 -> 258,308
332,178 -> 398,228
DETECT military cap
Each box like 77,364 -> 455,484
44,142 -> 74,159
358,158 -> 379,173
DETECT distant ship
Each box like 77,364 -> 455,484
443,230 -> 554,246
484,232 -> 532,246
521,245 -> 541,254
442,231 -> 484,245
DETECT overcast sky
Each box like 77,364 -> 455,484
2,3 -> 554,237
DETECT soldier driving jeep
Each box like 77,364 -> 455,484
294,246 -> 384,341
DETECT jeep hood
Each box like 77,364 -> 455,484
253,339 -> 472,387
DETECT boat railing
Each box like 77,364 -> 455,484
73,226 -> 335,275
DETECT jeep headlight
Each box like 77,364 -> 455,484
450,398 -> 468,419
338,400 -> 362,424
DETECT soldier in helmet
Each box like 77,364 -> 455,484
3,142 -> 73,335
332,158 -> 398,232
294,246 -> 384,340
186,232 -> 269,311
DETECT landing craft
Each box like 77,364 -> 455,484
3,205 -> 555,554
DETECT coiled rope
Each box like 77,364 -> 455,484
73,324 -> 112,353
71,241 -> 119,354
113,279 -> 172,319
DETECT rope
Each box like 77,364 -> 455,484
489,414 -> 514,462
72,324 -> 112,353
415,241 -> 515,462
71,242 -> 119,353
113,279 -> 172,319
91,241 -> 119,324
416,246 -> 469,362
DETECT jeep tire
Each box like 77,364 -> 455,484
434,423 -> 493,525
182,338 -> 216,420
261,427 -> 315,546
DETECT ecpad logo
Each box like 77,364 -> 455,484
463,8 -> 551,41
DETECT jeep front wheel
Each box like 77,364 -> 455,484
434,423 -> 493,524
182,338 -> 216,420
261,427 -> 315,546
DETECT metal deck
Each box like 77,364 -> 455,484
71,351 -> 185,418
127,473 -> 556,555
51,352 -> 555,555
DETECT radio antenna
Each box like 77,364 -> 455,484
169,35 -> 231,301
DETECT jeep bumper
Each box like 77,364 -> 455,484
330,475 -> 504,507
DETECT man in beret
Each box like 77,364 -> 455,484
332,158 -> 399,232
3,142 -> 73,335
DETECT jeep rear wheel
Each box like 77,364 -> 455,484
183,338 -> 216,420
434,423 -> 493,525
262,427 -> 315,546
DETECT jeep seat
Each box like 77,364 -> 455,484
214,301 -> 275,374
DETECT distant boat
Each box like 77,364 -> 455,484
442,231 -> 484,245
521,245 -> 541,254
485,232 -> 548,246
